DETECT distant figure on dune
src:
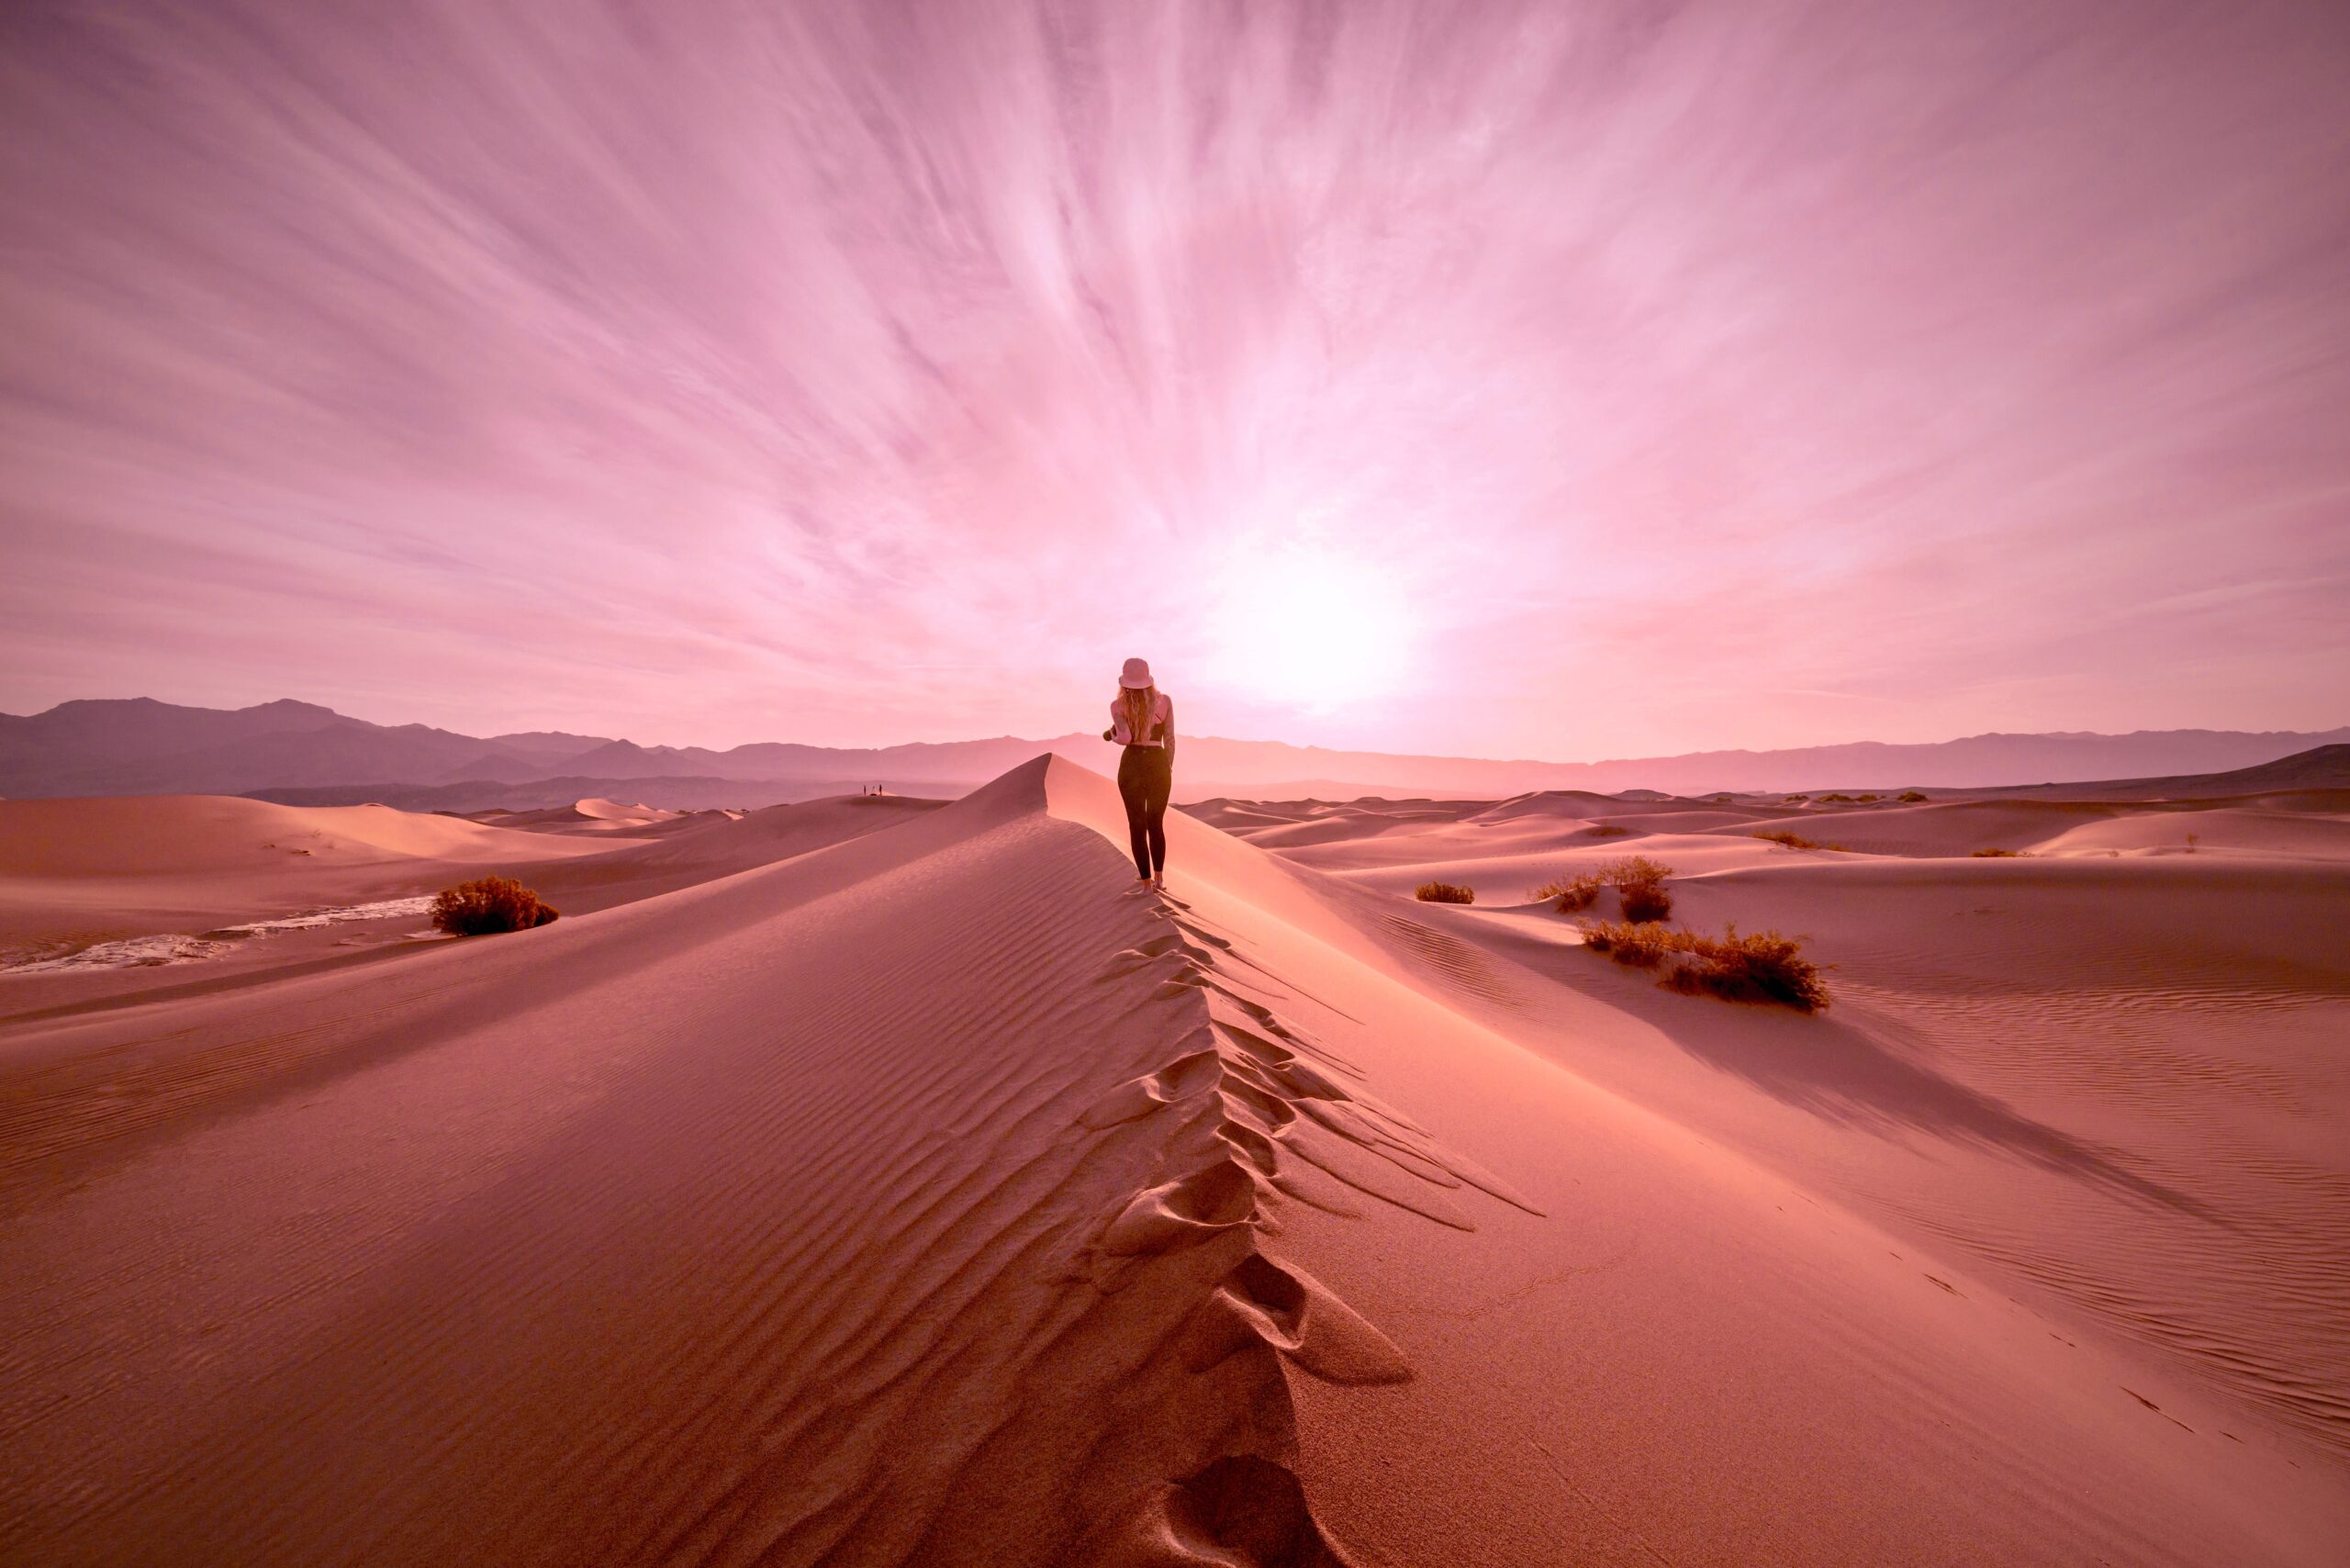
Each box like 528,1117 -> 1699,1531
1103,656 -> 1176,890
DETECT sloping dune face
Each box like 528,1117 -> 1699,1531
0,794 -> 610,878
0,759 -> 1491,1563
568,797 -> 680,826
0,794 -> 632,972
1,759 -> 2343,1564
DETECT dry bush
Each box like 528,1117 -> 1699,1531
1597,855 -> 1673,888
1970,847 -> 2020,857
1528,874 -> 1601,912
1579,920 -> 1829,1011
1592,854 -> 1673,923
1818,792 -> 1855,803
1897,790 -> 1928,802
1782,794 -> 1809,804
1579,918 -> 1672,964
1854,793 -> 1881,803
1669,925 -> 1831,1010
1583,823 -> 1630,839
1618,881 -> 1673,922
1752,830 -> 1853,853
431,876 -> 560,935
1415,880 -> 1474,904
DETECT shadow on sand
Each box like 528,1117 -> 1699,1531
1591,969 -> 2219,1220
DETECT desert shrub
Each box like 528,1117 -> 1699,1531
1579,918 -> 1671,964
1597,855 -> 1673,888
1592,854 -> 1673,923
1415,880 -> 1474,904
1752,830 -> 1853,853
1529,874 -> 1602,913
1709,793 -> 1735,804
431,876 -> 560,935
1897,790 -> 1928,802
1618,881 -> 1673,922
1583,823 -> 1630,839
1782,794 -> 1809,804
1668,926 -> 1830,1010
1818,792 -> 1855,803
1579,920 -> 1829,1011
1970,847 -> 2020,857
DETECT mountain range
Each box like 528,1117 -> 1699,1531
3,697 -> 2345,807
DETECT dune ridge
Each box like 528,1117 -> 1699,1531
0,758 -> 1528,1565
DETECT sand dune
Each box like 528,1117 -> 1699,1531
1304,798 -> 2350,1493
571,796 -> 678,825
0,793 -> 612,879
0,792 -> 936,1022
2029,801 -> 2350,859
2,756 -> 2343,1563
0,794 -> 621,972
1708,798 -> 2127,857
473,797 -> 692,834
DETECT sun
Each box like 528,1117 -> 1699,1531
1203,541 -> 1418,711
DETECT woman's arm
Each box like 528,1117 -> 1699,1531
1163,698 -> 1176,767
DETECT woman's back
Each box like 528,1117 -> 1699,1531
1107,689 -> 1172,746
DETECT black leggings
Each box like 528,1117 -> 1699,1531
1116,745 -> 1172,879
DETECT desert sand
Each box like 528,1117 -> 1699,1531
1,758 -> 2344,1564
0,792 -> 939,1021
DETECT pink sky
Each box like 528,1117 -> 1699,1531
2,0 -> 2345,757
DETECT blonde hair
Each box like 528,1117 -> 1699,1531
1121,684 -> 1158,743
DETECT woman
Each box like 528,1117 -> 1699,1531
1102,656 -> 1175,890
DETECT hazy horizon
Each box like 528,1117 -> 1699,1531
5,0 -> 2347,756
9,689 -> 2346,777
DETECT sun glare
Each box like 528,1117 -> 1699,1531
1203,543 -> 1418,711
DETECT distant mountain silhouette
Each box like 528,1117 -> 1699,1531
1978,743 -> 2350,801
2,696 -> 2344,804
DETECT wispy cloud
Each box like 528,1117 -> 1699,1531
2,0 -> 2344,753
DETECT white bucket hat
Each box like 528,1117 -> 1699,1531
1119,657 -> 1154,689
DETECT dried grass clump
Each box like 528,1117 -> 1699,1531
1817,792 -> 1856,803
1583,823 -> 1630,839
1530,855 -> 1674,918
1752,830 -> 1853,853
1598,855 -> 1673,923
1618,881 -> 1673,922
1782,794 -> 1809,804
1528,874 -> 1602,912
1597,854 -> 1673,887
1897,790 -> 1928,802
1579,920 -> 1830,1011
1970,847 -> 2020,857
1415,880 -> 1475,904
431,876 -> 560,935
1578,918 -> 1668,962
